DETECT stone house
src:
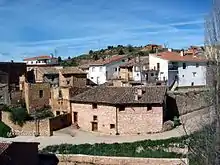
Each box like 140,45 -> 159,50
59,67 -> 87,87
70,86 -> 167,135
0,142 -> 39,165
50,87 -> 91,116
37,67 -> 59,87
23,82 -> 51,113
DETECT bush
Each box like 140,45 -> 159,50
42,136 -> 188,158
0,121 -> 11,138
9,107 -> 30,126
162,120 -> 175,132
173,116 -> 181,127
33,109 -> 54,120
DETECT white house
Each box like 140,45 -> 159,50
85,55 -> 127,85
149,51 -> 208,87
23,55 -> 58,68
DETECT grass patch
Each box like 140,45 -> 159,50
42,136 -> 188,158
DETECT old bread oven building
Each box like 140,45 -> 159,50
70,86 -> 167,135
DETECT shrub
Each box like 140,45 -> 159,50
162,120 -> 175,132
173,116 -> 181,127
0,121 -> 11,138
9,107 -> 29,126
33,109 -> 54,120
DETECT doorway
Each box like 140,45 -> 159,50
73,112 -> 78,123
91,122 -> 98,131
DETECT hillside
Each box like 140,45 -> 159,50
60,44 -> 153,66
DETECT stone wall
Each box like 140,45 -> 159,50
49,113 -> 72,131
1,111 -> 51,136
24,82 -> 50,113
71,103 -> 163,135
57,154 -> 188,165
167,89 -> 211,116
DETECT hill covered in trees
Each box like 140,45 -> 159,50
59,44 -> 154,67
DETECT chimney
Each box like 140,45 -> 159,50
134,88 -> 144,100
180,50 -> 185,56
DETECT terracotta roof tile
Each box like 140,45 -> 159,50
38,67 -> 59,75
152,51 -> 207,62
23,55 -> 52,61
60,67 -> 86,75
0,142 -> 11,155
70,86 -> 167,105
69,87 -> 92,98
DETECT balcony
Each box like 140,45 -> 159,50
168,63 -> 178,71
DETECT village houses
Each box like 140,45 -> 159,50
149,51 -> 207,87
70,86 -> 167,135
80,55 -> 127,85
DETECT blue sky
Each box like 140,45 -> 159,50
0,0 -> 212,61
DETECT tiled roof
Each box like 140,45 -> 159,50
69,87 -> 92,98
152,51 -> 207,62
60,67 -> 86,75
120,57 -> 149,68
90,55 -> 126,66
0,142 -> 11,155
70,86 -> 167,105
38,67 -> 59,75
23,55 -> 52,61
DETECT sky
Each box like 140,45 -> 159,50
0,0 -> 212,61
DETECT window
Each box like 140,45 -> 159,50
207,62 -> 210,67
39,90 -> 43,98
191,82 -> 194,86
92,103 -> 97,109
91,77 -> 94,79
147,105 -> 152,110
110,124 -> 115,129
56,111 -> 60,116
115,68 -> 117,72
151,73 -> 154,76
193,72 -> 197,77
182,63 -> 186,69
182,75 -> 184,77
93,115 -> 98,121
160,72 -> 164,74
0,95 -> 3,100
128,68 -> 132,72
157,63 -> 160,70
196,63 -> 199,67
122,59 -> 125,62
119,106 -> 125,111
137,73 -> 139,76
66,80 -> 70,85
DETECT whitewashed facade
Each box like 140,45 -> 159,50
149,53 -> 207,87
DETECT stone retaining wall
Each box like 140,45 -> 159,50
56,154 -> 188,165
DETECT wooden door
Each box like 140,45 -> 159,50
73,112 -> 78,123
92,122 -> 98,131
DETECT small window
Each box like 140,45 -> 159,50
122,59 -> 125,62
115,68 -> 117,72
56,111 -> 60,116
157,63 -> 160,70
196,63 -> 199,67
93,115 -> 98,121
119,106 -> 125,111
110,124 -> 115,129
160,72 -> 164,74
91,77 -> 94,79
137,73 -> 139,76
151,73 -> 154,76
39,90 -> 43,98
193,72 -> 197,77
66,80 -> 70,85
207,62 -> 210,67
147,105 -> 152,110
191,82 -> 194,86
92,103 -> 97,109
182,75 -> 184,77
183,63 -> 186,69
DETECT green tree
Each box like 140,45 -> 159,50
9,107 -> 30,126
127,44 -> 134,52
118,49 -> 125,55
89,50 -> 93,54
58,56 -> 62,63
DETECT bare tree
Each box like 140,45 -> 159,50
184,0 -> 220,164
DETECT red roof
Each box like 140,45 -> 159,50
152,51 -> 207,62
23,55 -> 52,61
90,55 -> 126,66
